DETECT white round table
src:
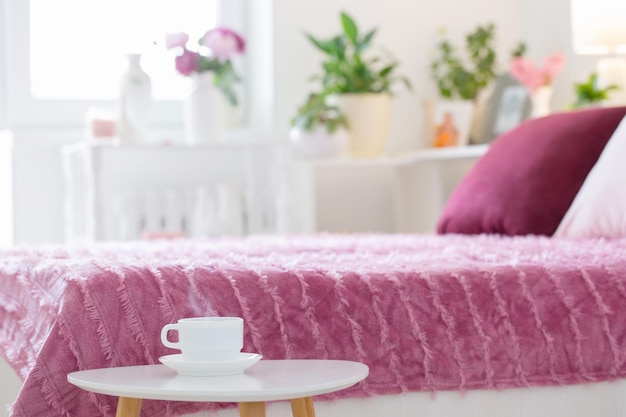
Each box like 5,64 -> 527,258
67,359 -> 369,417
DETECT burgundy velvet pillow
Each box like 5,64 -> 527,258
437,106 -> 626,236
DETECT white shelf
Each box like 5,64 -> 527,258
288,145 -> 487,234
293,144 -> 488,168
395,144 -> 489,165
62,142 -> 289,242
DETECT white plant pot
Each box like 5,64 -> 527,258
184,72 -> 227,144
336,93 -> 391,158
289,126 -> 349,159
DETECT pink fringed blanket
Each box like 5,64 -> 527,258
2,234 -> 626,417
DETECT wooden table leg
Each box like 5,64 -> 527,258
115,397 -> 142,417
239,401 -> 267,417
290,397 -> 316,417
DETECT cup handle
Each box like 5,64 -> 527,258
161,324 -> 180,349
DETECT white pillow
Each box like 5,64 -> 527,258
555,114 -> 626,238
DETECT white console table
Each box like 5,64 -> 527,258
61,141 -> 486,242
289,145 -> 488,234
61,141 -> 289,242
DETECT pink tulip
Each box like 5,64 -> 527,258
544,52 -> 565,81
165,32 -> 189,50
509,52 -> 565,95
510,59 -> 539,93
175,49 -> 200,75
202,27 -> 245,62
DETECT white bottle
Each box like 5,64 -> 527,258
118,53 -> 152,143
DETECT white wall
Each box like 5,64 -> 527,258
0,0 -> 7,129
8,0 -> 608,245
0,131 -> 11,246
11,130 -> 82,244
517,0 -> 598,111
243,0 -> 275,131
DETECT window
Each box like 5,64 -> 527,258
0,2 -> 7,129
0,131 -> 11,246
2,0 -> 248,128
29,0 -> 217,101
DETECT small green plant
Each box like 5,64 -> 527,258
291,93 -> 348,134
570,73 -> 619,109
510,42 -> 527,58
305,11 -> 411,95
430,23 -> 497,100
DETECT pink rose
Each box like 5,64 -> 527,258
202,27 -> 245,62
165,32 -> 189,50
175,49 -> 200,75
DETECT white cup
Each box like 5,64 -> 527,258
161,317 -> 244,362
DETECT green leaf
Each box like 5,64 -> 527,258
571,72 -> 621,108
331,36 -> 346,59
341,11 -> 358,45
356,29 -> 376,53
306,34 -> 336,56
290,92 -> 348,132
379,65 -> 395,78
511,41 -> 527,58
299,10 -> 411,96
399,76 -> 413,91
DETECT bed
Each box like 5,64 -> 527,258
2,233 -> 626,417
4,106 -> 626,417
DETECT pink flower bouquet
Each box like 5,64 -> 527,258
509,52 -> 565,95
165,27 -> 246,105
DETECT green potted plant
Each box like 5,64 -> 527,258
291,93 -> 348,133
289,93 -> 349,158
430,23 -> 497,101
304,11 -> 411,157
570,73 -> 619,109
429,24 -> 514,146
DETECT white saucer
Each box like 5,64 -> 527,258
159,353 -> 262,377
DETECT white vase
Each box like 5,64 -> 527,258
288,126 -> 349,159
335,93 -> 391,158
184,72 -> 226,145
118,53 -> 152,144
530,86 -> 553,119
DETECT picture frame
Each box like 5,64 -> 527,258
429,100 -> 475,147
471,74 -> 531,145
